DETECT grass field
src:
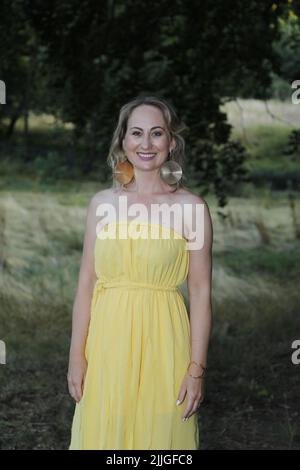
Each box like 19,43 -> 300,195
222,99 -> 300,179
0,99 -> 300,449
0,184 -> 299,449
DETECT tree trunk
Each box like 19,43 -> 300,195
5,114 -> 20,139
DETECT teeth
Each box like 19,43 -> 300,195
138,153 -> 156,158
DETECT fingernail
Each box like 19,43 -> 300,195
176,399 -> 181,405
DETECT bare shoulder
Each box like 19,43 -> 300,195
177,187 -> 213,244
177,186 -> 208,207
91,188 -> 114,202
89,187 -> 115,206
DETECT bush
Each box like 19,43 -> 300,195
249,169 -> 300,190
284,129 -> 300,161
31,151 -> 77,182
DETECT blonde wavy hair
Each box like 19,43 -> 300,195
107,95 -> 189,192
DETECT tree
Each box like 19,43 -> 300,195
1,0 -> 295,204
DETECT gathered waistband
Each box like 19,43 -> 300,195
94,279 -> 178,292
90,279 -> 183,313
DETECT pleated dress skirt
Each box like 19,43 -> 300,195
69,221 -> 200,450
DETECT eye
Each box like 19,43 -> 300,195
131,131 -> 163,136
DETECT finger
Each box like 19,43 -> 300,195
71,382 -> 82,403
75,383 -> 83,402
182,397 -> 195,420
187,393 -> 205,418
188,400 -> 201,418
176,387 -> 187,406
68,383 -> 78,402
67,379 -> 75,397
79,375 -> 86,399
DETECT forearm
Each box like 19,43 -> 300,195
188,289 -> 212,368
69,281 -> 95,358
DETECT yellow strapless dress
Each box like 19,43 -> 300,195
69,221 -> 199,450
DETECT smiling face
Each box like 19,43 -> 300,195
122,104 -> 176,171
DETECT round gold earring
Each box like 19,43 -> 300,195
113,157 -> 134,185
159,151 -> 183,185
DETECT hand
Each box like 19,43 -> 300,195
67,355 -> 88,403
176,372 -> 205,421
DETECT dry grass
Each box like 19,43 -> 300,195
222,98 -> 300,130
0,187 -> 299,449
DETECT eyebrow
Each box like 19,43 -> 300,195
129,126 -> 165,131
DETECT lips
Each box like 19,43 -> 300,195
137,152 -> 156,161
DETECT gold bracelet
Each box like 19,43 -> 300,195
188,361 -> 207,372
187,361 -> 207,379
187,370 -> 205,379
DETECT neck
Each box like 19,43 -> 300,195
125,170 -> 170,195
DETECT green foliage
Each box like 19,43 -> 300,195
218,247 -> 300,280
284,129 -> 300,161
190,139 -> 250,206
249,169 -> 300,190
273,13 -> 300,82
1,0 -> 298,205
31,150 -> 80,182
270,72 -> 293,101
270,10 -> 300,100
32,151 -> 68,181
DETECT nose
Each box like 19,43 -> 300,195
140,133 -> 153,150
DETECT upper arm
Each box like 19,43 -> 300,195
77,193 -> 102,288
186,196 -> 213,295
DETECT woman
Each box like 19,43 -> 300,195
68,95 -> 213,450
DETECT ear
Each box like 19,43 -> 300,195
170,137 -> 176,153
